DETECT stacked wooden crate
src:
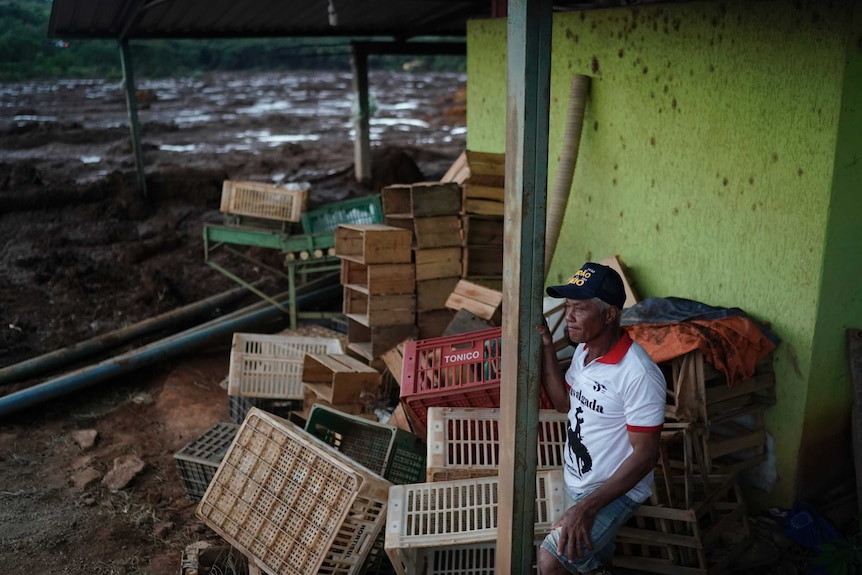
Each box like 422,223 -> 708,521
335,223 -> 419,367
381,182 -> 463,339
442,150 -> 505,285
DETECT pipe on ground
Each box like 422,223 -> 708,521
0,284 -> 255,386
0,282 -> 341,418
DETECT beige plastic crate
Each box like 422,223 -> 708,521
426,407 -> 568,482
227,333 -> 343,399
418,541 -> 544,575
196,408 -> 391,575
384,470 -> 564,575
220,180 -> 308,223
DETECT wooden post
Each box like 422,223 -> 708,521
118,38 -> 147,199
498,0 -> 553,573
350,43 -> 372,186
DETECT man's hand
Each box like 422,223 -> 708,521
553,499 -> 598,562
536,320 -> 554,346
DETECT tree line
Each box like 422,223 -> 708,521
0,0 -> 465,81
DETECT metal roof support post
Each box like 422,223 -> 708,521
498,0 -> 553,573
351,42 -> 372,186
118,38 -> 148,199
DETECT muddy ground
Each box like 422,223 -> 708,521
0,69 -> 466,574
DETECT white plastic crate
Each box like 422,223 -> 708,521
420,541 -> 543,575
227,333 -> 343,399
220,180 -> 308,223
196,408 -> 392,575
426,407 -> 568,482
384,470 -> 564,575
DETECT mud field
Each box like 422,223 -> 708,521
0,70 -> 466,574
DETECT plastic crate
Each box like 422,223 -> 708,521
304,404 -> 425,485
426,407 -> 567,482
196,408 -> 392,575
400,327 -> 502,438
301,194 -> 384,234
384,470 -> 564,575
401,327 -> 554,437
228,394 -> 304,425
173,422 -> 240,501
228,333 -> 343,399
220,180 -> 308,223
419,541 -> 543,575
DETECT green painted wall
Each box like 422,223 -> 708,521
466,0 -> 859,506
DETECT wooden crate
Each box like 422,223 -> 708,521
384,470 -> 564,575
417,277 -> 460,313
445,279 -> 502,324
461,215 -> 504,246
340,260 -> 415,295
335,223 -> 413,264
343,286 -> 416,326
614,475 -> 749,575
382,182 -> 461,217
347,318 -> 419,361
385,214 -> 462,248
417,309 -> 456,340
196,408 -> 391,575
425,407 -> 567,482
414,246 -> 462,281
302,353 -> 381,404
462,245 -> 503,279
443,150 -> 505,187
219,180 -> 307,223
381,339 -> 413,386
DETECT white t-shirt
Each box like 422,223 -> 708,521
563,332 -> 665,503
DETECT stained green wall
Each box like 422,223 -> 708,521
466,0 -> 860,506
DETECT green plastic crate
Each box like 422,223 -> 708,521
304,403 -> 425,485
300,194 -> 383,234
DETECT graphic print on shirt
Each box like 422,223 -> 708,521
566,406 -> 592,475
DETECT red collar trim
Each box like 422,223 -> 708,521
596,332 -> 633,365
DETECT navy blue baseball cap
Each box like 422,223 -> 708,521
546,262 -> 626,308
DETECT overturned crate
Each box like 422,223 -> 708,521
196,408 -> 391,575
220,180 -> 308,225
384,470 -> 565,575
173,422 -> 240,501
425,407 -> 567,482
228,333 -> 344,401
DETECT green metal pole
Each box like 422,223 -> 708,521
119,38 -> 148,199
498,0 -> 553,573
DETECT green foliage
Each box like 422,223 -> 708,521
0,0 -> 465,80
815,517 -> 862,575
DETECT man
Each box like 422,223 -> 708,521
536,262 -> 665,575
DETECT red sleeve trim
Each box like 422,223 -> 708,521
626,424 -> 663,433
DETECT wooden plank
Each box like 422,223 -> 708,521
704,372 -> 775,405
463,197 -> 505,216
445,279 -> 503,323
441,150 -> 468,184
598,254 -> 640,308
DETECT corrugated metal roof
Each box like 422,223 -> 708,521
48,0 -> 492,40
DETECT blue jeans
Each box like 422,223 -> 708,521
540,487 -> 640,573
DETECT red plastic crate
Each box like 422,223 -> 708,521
400,327 -> 553,437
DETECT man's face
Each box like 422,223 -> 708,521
563,298 -> 608,344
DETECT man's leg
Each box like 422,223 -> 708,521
538,493 -> 639,573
